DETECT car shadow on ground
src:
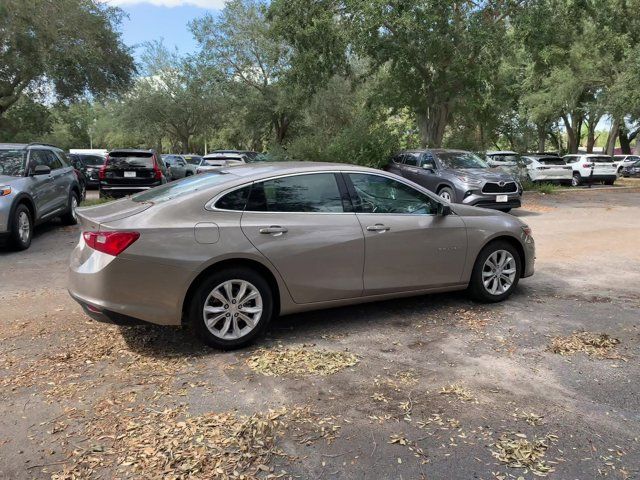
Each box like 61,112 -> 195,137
0,219 -> 74,256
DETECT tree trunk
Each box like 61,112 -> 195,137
619,127 -> 631,154
561,113 -> 581,153
181,135 -> 190,154
585,114 -> 600,153
274,114 -> 290,144
417,103 -> 450,148
536,124 -> 546,152
605,118 -> 621,155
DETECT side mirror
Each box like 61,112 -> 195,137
437,202 -> 452,216
422,163 -> 436,172
31,165 -> 51,176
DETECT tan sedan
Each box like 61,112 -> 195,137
69,162 -> 535,348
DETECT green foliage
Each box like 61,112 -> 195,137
0,0 -> 135,116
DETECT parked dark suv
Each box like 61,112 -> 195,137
386,149 -> 522,212
68,152 -> 106,189
99,149 -> 168,198
0,143 -> 81,250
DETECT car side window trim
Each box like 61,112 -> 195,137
341,171 -> 444,216
207,171 -> 358,214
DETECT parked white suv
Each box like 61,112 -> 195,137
563,154 -> 617,186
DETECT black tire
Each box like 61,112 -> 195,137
571,172 -> 582,187
498,208 -> 512,213
10,204 -> 33,251
468,240 -> 521,303
438,186 -> 456,203
604,179 -> 615,186
189,267 -> 274,349
61,191 -> 79,225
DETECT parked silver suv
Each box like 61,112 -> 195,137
387,149 -> 522,212
0,143 -> 80,250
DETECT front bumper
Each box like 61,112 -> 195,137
522,237 -> 535,278
462,191 -> 522,210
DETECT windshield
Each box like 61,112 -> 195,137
108,152 -> 154,168
184,155 -> 202,165
132,172 -> 232,203
437,151 -> 489,169
163,155 -> 181,165
0,149 -> 26,176
202,157 -> 242,166
490,154 -> 520,163
78,154 -> 105,167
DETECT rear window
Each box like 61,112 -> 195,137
184,155 -> 202,165
78,154 -> 105,167
538,158 -> 566,166
202,156 -> 242,166
108,152 -> 154,168
0,149 -> 26,176
490,154 -> 520,163
132,172 -> 233,204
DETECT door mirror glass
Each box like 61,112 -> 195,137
422,162 -> 435,171
32,165 -> 51,176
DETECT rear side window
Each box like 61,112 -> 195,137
247,173 -> 344,213
108,152 -> 154,168
0,149 -> 26,176
215,185 -> 252,211
404,155 -> 418,166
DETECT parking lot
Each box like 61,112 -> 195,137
1,186 -> 639,479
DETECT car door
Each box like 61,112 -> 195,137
386,154 -> 405,176
172,157 -> 187,178
26,150 -> 58,217
410,152 -> 439,193
344,172 -> 467,294
240,172 -> 365,303
400,153 -> 422,184
49,150 -> 70,208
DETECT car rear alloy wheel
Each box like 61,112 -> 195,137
482,250 -> 516,295
190,267 -> 273,349
203,279 -> 263,340
61,191 -> 79,225
572,173 -> 581,187
468,241 -> 521,302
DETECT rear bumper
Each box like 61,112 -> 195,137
99,183 -> 161,197
582,174 -> 617,183
70,291 -> 147,326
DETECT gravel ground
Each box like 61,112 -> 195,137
1,185 -> 639,479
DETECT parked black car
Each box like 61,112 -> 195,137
68,153 -> 106,189
386,149 -> 522,212
99,149 -> 168,198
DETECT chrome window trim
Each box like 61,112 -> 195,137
205,169 -> 445,216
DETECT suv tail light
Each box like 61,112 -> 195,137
153,156 -> 162,180
83,231 -> 140,256
582,163 -> 592,168
99,155 -> 109,180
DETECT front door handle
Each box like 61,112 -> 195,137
366,224 -> 391,232
259,226 -> 288,235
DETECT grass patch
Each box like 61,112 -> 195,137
521,180 -> 561,194
81,197 -> 113,207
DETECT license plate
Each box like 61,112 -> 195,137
496,195 -> 508,203
124,171 -> 136,178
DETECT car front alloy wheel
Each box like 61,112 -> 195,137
468,241 -> 521,302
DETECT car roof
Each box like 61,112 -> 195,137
0,142 -> 60,150
216,161 -> 380,181
486,150 -> 517,155
109,149 -> 154,154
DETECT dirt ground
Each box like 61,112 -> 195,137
1,185 -> 639,479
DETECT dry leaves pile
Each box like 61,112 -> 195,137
246,346 -> 358,376
491,433 -> 558,477
550,332 -> 622,359
53,403 -> 291,480
440,383 -> 476,402
455,308 -> 490,332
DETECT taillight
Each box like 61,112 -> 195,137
153,156 -> 162,180
83,231 -> 140,256
99,155 -> 109,180
582,163 -> 592,168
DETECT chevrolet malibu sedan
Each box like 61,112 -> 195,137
69,163 -> 535,349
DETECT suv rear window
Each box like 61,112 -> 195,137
0,149 -> 26,176
108,152 -> 154,168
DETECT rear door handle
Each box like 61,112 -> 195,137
366,224 -> 391,232
259,226 -> 288,235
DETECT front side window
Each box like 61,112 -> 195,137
247,173 -> 344,213
348,173 -> 438,215
436,151 -> 489,169
0,149 -> 26,176
28,150 -> 53,171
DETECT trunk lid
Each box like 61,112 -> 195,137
76,198 -> 152,231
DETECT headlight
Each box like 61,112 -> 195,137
0,186 -> 11,196
454,175 -> 482,186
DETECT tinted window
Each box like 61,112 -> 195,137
108,152 -> 154,168
247,173 -> 344,213
78,155 -> 105,167
132,172 -> 233,203
184,155 -> 202,165
538,157 -> 566,166
404,155 -> 418,166
29,150 -> 56,170
436,151 -> 488,169
589,156 -> 613,163
0,149 -> 26,176
490,154 -> 520,163
348,173 -> 438,215
52,150 -> 66,168
215,185 -> 252,211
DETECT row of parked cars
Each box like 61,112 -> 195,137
485,150 -> 640,186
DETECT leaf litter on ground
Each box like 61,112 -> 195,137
491,433 -> 559,477
550,332 -> 622,359
246,345 -> 358,376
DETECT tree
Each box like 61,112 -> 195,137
191,0 -> 297,144
0,0 -> 135,117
